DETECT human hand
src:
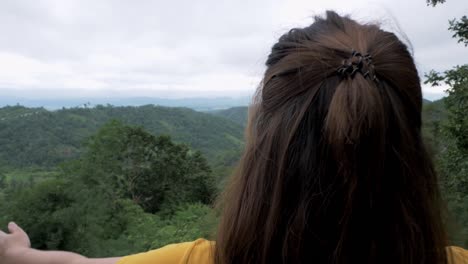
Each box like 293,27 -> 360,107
0,222 -> 31,263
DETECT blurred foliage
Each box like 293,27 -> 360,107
426,0 -> 446,6
449,16 -> 468,46
425,66 -> 468,246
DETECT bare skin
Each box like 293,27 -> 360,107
0,222 -> 121,264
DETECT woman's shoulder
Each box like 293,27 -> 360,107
117,239 -> 215,264
448,246 -> 468,264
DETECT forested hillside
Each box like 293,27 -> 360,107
210,106 -> 248,126
0,105 -> 244,168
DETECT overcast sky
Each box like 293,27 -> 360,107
0,0 -> 467,100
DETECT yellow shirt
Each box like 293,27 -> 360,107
117,239 -> 215,264
117,239 -> 468,264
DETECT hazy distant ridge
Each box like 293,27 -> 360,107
0,96 -> 251,111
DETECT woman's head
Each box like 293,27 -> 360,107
216,11 -> 447,264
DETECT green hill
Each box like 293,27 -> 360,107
0,105 -> 244,168
210,106 -> 248,127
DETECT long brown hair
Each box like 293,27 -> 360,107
215,11 -> 448,264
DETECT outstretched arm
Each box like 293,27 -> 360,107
0,222 -> 121,264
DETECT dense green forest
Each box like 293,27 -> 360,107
0,105 -> 239,257
0,99 -> 467,258
422,97 -> 468,246
0,105 -> 244,176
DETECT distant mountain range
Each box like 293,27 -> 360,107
0,96 -> 434,111
0,96 -> 251,111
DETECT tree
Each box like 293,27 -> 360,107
425,0 -> 468,247
426,0 -> 445,6
3,179 -> 74,250
71,120 -> 215,213
425,1 -> 468,46
448,16 -> 468,46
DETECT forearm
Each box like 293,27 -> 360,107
14,248 -> 85,264
6,248 -> 120,264
1,223 -> 120,264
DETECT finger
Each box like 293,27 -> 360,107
7,222 -> 21,234
0,229 -> 6,236
8,222 -> 28,241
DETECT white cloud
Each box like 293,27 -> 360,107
0,0 -> 466,100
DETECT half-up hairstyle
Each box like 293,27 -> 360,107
215,11 -> 448,264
